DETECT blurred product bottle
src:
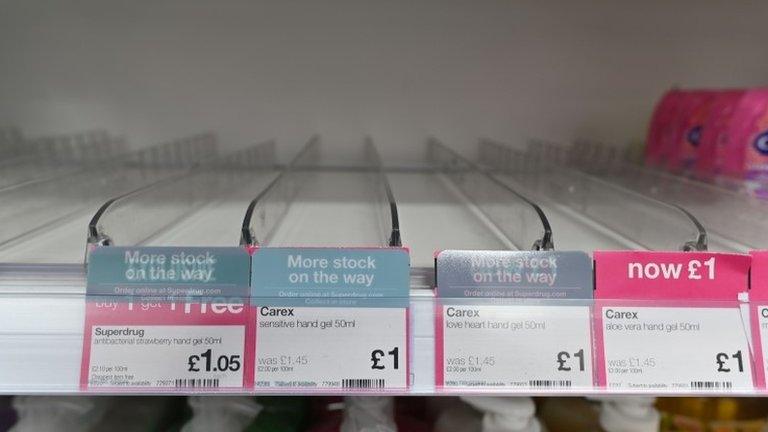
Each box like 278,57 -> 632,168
340,396 -> 397,432
181,396 -> 263,432
539,397 -> 659,432
434,397 -> 544,432
539,397 -> 601,431
601,398 -> 660,432
181,396 -> 309,432
0,397 -> 16,431
308,396 -> 428,432
657,397 -> 768,432
432,397 -> 477,432
92,397 -> 185,432
9,396 -> 111,432
244,397 -> 308,432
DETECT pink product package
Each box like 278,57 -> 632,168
695,90 -> 745,177
721,89 -> 768,185
645,89 -> 682,166
668,90 -> 718,172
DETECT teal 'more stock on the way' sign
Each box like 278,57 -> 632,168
250,247 -> 410,301
87,246 -> 251,297
436,250 -> 593,300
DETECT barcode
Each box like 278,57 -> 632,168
528,379 -> 572,388
174,378 -> 220,388
342,378 -> 386,389
690,381 -> 733,390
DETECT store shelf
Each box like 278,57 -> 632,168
0,275 -> 758,396
0,136 -> 763,396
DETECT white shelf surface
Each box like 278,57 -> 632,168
267,171 -> 386,248
142,171 -> 277,247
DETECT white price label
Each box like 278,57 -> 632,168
439,305 -> 593,389
601,306 -> 753,391
756,305 -> 768,380
87,325 -> 245,389
255,306 -> 407,390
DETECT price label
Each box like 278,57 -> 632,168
435,250 -> 594,391
752,305 -> 768,387
749,252 -> 768,388
254,306 -> 407,390
81,300 -> 253,390
598,306 -> 753,391
438,304 -> 593,390
250,247 -> 411,391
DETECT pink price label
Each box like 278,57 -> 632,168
594,251 -> 750,301
81,301 -> 255,391
750,251 -> 768,388
751,251 -> 768,300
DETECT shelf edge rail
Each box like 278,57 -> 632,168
86,139 -> 277,258
479,138 -> 708,252
426,137 -> 554,251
